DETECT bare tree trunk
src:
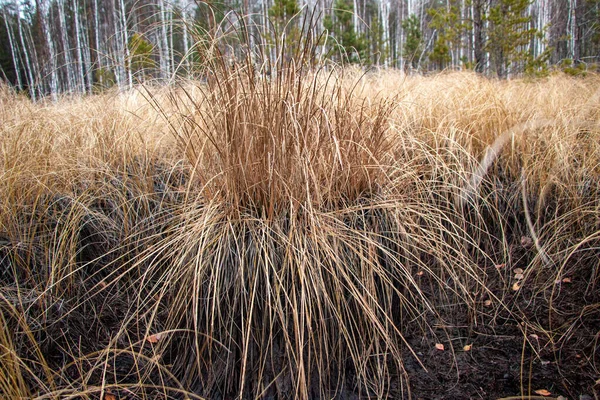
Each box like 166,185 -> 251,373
73,0 -> 86,93
158,0 -> 171,80
567,0 -> 578,60
169,7 -> 174,78
80,4 -> 93,92
111,0 -> 124,88
93,0 -> 102,73
15,1 -> 36,100
37,0 -> 58,99
58,0 -> 76,92
472,0 -> 485,73
182,2 -> 191,77
119,0 -> 132,88
3,8 -> 23,91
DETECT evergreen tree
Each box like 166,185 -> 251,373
128,33 -> 155,80
486,0 -> 537,78
402,14 -> 423,69
323,0 -> 366,63
269,0 -> 300,59
428,0 -> 469,69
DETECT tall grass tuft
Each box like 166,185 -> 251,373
0,19 -> 599,398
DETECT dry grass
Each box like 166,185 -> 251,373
0,58 -> 599,398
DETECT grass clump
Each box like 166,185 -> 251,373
0,30 -> 599,399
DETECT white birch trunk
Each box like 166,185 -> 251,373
15,1 -> 36,100
119,0 -> 132,88
93,0 -> 102,71
112,0 -> 123,88
73,0 -> 86,93
3,8 -> 23,91
169,8 -> 174,78
39,0 -> 58,99
182,3 -> 191,77
58,0 -> 76,92
80,6 -> 93,92
158,0 -> 171,80
567,0 -> 577,59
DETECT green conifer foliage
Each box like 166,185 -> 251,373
127,33 -> 155,79
323,0 -> 367,63
402,14 -> 423,69
428,0 -> 470,70
486,0 -> 537,77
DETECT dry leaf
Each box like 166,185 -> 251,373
513,268 -> 524,274
514,273 -> 524,280
534,389 -> 551,396
463,344 -> 472,351
416,271 -> 424,276
521,236 -> 534,248
512,282 -> 521,291
529,334 -> 539,340
495,263 -> 506,269
146,333 -> 163,344
103,392 -> 117,400
484,299 -> 492,307
562,277 -> 572,283
435,343 -> 445,351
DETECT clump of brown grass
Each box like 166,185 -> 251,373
0,33 -> 599,399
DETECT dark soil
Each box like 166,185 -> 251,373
2,159 -> 599,400
400,246 -> 600,400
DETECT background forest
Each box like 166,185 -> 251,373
0,0 -> 599,98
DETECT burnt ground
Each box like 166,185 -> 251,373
1,161 -> 599,400
403,319 -> 600,400
398,249 -> 600,400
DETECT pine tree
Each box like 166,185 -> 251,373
128,33 -> 155,80
428,0 -> 469,70
486,0 -> 537,78
323,0 -> 367,63
269,0 -> 301,59
402,14 -> 423,69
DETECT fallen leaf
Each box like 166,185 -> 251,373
514,273 -> 524,280
103,392 -> 117,400
146,333 -> 163,344
562,277 -> 572,283
495,263 -> 506,269
484,300 -> 492,307
512,282 -> 521,291
435,343 -> 445,351
513,268 -> 524,274
521,236 -> 534,248
416,271 -> 424,276
534,389 -> 551,396
463,344 -> 472,351
529,334 -> 539,340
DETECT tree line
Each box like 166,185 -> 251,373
1,0 -> 599,98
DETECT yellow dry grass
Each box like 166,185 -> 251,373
0,69 -> 598,398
